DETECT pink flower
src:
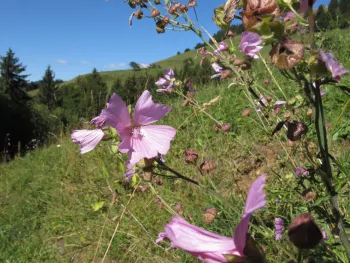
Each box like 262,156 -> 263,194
296,166 -> 309,176
155,69 -> 176,92
319,51 -> 349,82
240,32 -> 263,59
71,129 -> 105,154
157,174 -> 267,262
274,100 -> 286,109
214,42 -> 228,53
97,90 -> 176,169
275,218 -> 284,241
211,63 -> 223,79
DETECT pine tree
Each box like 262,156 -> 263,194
328,0 -> 338,18
0,48 -> 29,102
315,5 -> 329,31
339,0 -> 350,28
39,65 -> 56,110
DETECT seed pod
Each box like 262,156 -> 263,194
134,9 -> 143,19
179,4 -> 188,13
200,159 -> 217,172
162,16 -> 170,24
151,8 -> 160,17
221,123 -> 231,132
288,213 -> 323,249
203,207 -> 217,223
188,0 -> 197,7
185,150 -> 199,165
242,108 -> 251,117
221,69 -> 232,79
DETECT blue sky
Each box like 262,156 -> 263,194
0,0 -> 329,81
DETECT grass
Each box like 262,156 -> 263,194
1,29 -> 350,262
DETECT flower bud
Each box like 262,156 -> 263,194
168,6 -> 177,14
179,4 -> 188,13
200,159 -> 217,173
151,8 -> 160,17
175,203 -> 184,215
288,213 -> 323,249
242,108 -> 251,117
221,123 -> 231,132
188,0 -> 197,7
134,9 -> 143,19
185,150 -> 199,165
203,207 -> 217,223
162,16 -> 170,24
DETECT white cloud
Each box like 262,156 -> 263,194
139,63 -> 150,69
56,59 -> 68,64
80,60 -> 90,65
104,63 -> 127,69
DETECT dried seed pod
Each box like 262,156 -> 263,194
185,150 -> 199,165
175,203 -> 184,215
134,9 -> 143,19
270,39 -> 305,69
188,0 -> 197,7
179,4 -> 188,13
162,16 -> 170,24
242,108 -> 251,117
221,123 -> 231,132
151,8 -> 160,17
200,159 -> 217,172
224,0 -> 240,23
213,123 -> 220,132
221,69 -> 232,79
287,121 -> 308,141
203,207 -> 217,223
288,213 -> 323,249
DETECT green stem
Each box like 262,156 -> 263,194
314,83 -> 350,259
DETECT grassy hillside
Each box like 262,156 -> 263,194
1,29 -> 350,262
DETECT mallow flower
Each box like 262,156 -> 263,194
240,32 -> 263,59
155,69 -> 176,92
214,42 -> 228,54
157,174 -> 267,262
319,51 -> 349,82
211,63 -> 223,79
275,218 -> 284,241
296,166 -> 309,176
72,91 -> 176,173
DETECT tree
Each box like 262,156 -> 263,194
0,48 -> 29,102
39,65 -> 56,110
315,5 -> 329,31
184,48 -> 191,52
339,0 -> 350,27
129,61 -> 141,71
328,0 -> 338,18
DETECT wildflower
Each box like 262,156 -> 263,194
288,213 -> 322,249
275,218 -> 284,241
155,69 -> 176,92
319,51 -> 349,82
240,32 -> 263,59
274,100 -> 286,109
322,230 -> 328,240
211,63 -> 223,79
157,174 -> 267,262
95,90 -> 176,170
295,166 -> 309,176
214,42 -> 228,53
71,129 -> 105,154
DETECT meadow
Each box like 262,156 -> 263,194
1,20 -> 350,263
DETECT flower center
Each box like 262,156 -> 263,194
131,126 -> 144,139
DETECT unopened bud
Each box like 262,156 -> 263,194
307,108 -> 313,117
242,108 -> 251,117
288,213 -> 323,249
174,2 -> 181,9
151,8 -> 160,17
162,16 -> 170,24
168,6 -> 177,14
221,123 -> 231,132
221,69 -> 232,79
179,4 -> 188,13
185,150 -> 199,165
188,0 -> 197,7
134,9 -> 143,19
200,159 -> 217,173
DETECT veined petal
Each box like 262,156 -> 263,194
155,77 -> 169,87
164,68 -> 175,79
71,129 -> 104,154
158,216 -> 237,262
118,135 -> 131,153
137,125 -> 176,155
98,93 -> 131,136
134,90 -> 172,126
233,174 -> 267,255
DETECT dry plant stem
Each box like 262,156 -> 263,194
258,53 -> 287,100
101,182 -> 140,263
314,84 -> 350,259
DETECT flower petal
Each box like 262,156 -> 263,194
134,90 -> 172,125
98,93 -> 131,137
155,77 -> 169,87
71,129 -> 104,154
233,174 -> 267,255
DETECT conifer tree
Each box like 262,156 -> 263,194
0,49 -> 29,102
328,0 -> 338,18
315,5 -> 329,31
339,0 -> 350,27
39,65 -> 56,110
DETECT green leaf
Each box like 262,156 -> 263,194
92,201 -> 105,212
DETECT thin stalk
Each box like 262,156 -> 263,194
314,83 -> 350,259
259,53 -> 287,100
